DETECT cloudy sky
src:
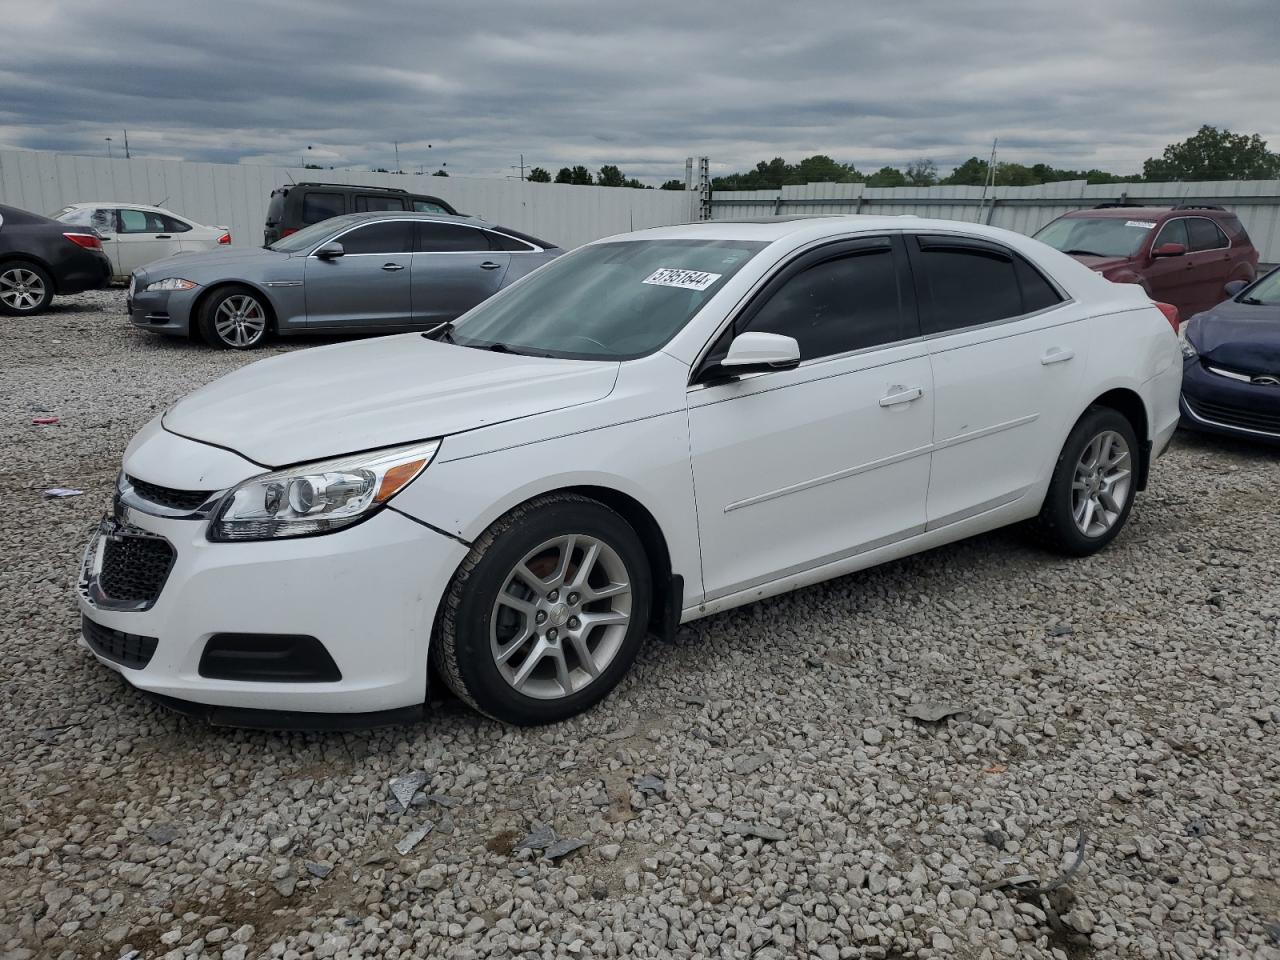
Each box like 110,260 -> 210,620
1,0 -> 1277,184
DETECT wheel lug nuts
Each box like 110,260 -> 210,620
547,628 -> 558,641
535,611 -> 547,624
548,590 -> 559,602
568,617 -> 580,629
567,593 -> 579,605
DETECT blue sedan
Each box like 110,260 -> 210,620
1180,266 -> 1280,444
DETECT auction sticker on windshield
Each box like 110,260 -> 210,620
643,267 -> 723,291
1125,220 -> 1157,229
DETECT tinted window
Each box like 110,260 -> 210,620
355,195 -> 407,212
160,214 -> 191,233
266,190 -> 286,224
1014,256 -> 1063,313
336,222 -> 411,255
301,192 -> 344,224
1187,218 -> 1228,252
415,222 -> 489,253
485,230 -> 537,252
413,200 -> 449,214
1154,218 -> 1188,249
744,248 -> 903,360
916,242 -> 1023,333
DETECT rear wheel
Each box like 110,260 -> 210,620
0,261 -> 54,316
198,286 -> 270,349
1031,406 -> 1138,556
431,493 -> 652,725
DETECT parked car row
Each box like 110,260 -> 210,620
53,202 -> 231,280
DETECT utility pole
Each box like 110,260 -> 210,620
122,129 -> 131,159
394,141 -> 400,173
104,137 -> 113,159
977,137 -> 998,223
519,153 -> 524,180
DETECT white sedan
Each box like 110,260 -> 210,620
77,216 -> 1182,727
53,202 -> 231,280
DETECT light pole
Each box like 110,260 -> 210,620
104,137 -> 113,159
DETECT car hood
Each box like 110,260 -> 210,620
163,334 -> 621,467
134,247 -> 289,281
1187,300 -> 1280,374
1068,254 -> 1133,274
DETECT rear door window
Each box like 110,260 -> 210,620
913,239 -> 1024,333
160,214 -> 191,233
117,209 -> 166,233
301,192 -> 345,224
485,231 -> 538,252
355,194 -> 408,212
414,222 -> 490,252
1187,218 -> 1229,252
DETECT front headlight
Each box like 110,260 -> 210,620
145,278 -> 199,292
1179,330 -> 1198,361
209,439 -> 440,541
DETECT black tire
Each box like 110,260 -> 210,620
0,260 -> 55,317
431,493 -> 653,725
1030,406 -> 1139,556
197,285 -> 271,349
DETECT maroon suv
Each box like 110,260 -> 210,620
1034,204 -> 1258,319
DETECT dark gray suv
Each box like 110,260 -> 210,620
263,182 -> 459,246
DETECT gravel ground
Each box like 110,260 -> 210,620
2,289 -> 1279,960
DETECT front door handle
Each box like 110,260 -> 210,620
381,263 -> 405,272
879,385 -> 923,407
479,261 -> 502,270
154,235 -> 171,240
1041,347 -> 1075,365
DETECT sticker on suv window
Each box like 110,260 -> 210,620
1125,220 -> 1157,229
642,268 -> 723,291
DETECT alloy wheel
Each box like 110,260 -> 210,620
214,294 -> 267,347
1071,429 -> 1132,537
0,267 -> 46,312
489,534 -> 633,700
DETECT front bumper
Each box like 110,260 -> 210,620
127,284 -> 199,336
1179,358 -> 1280,445
78,493 -> 468,716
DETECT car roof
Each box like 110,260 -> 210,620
64,202 -> 180,215
1059,206 -> 1234,220
335,210 -> 491,227
605,214 -> 1033,244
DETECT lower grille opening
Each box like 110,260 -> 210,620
199,634 -> 342,683
83,616 -> 159,670
1186,394 -> 1280,435
98,533 -> 175,607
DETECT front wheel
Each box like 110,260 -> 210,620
197,286 -> 270,349
1031,406 -> 1139,556
431,493 -> 652,725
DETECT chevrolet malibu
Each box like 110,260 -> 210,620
79,217 -> 1182,727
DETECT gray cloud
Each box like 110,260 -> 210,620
0,0 -> 1276,183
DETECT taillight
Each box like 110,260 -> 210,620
1153,301 -> 1179,332
217,232 -> 232,245
63,232 -> 102,251
280,227 -> 298,238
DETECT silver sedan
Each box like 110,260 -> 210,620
125,212 -> 563,349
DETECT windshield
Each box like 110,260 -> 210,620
267,214 -> 362,253
448,238 -> 768,360
1034,216 -> 1156,258
1240,268 -> 1280,305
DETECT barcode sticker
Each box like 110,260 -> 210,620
1125,220 -> 1157,229
642,267 -> 723,291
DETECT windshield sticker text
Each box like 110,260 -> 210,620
1125,220 -> 1157,229
642,268 -> 723,291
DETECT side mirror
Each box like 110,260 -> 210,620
1224,279 -> 1250,298
711,332 -> 802,378
1152,242 -> 1186,259
314,241 -> 345,259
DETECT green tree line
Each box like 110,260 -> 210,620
710,127 -> 1280,191
524,164 -> 687,189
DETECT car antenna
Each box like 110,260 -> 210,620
285,169 -> 297,185
151,196 -> 168,208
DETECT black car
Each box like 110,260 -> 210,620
1180,266 -> 1280,445
0,203 -> 111,316
263,182 -> 459,246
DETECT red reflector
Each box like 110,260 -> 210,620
63,232 -> 102,251
1153,301 -> 1179,332
217,232 -> 232,245
280,227 -> 298,238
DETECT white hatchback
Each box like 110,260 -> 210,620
78,217 -> 1182,727
53,202 -> 231,280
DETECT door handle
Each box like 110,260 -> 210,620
479,261 -> 502,270
879,385 -> 923,407
1040,347 -> 1075,365
154,235 -> 171,240
381,263 -> 405,272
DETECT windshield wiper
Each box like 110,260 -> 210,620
1239,296 -> 1266,305
420,321 -> 454,343
1063,248 -> 1107,257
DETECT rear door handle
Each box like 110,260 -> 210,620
1041,347 -> 1075,365
480,261 -> 502,270
381,263 -> 405,272
879,385 -> 923,407
154,235 -> 171,240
